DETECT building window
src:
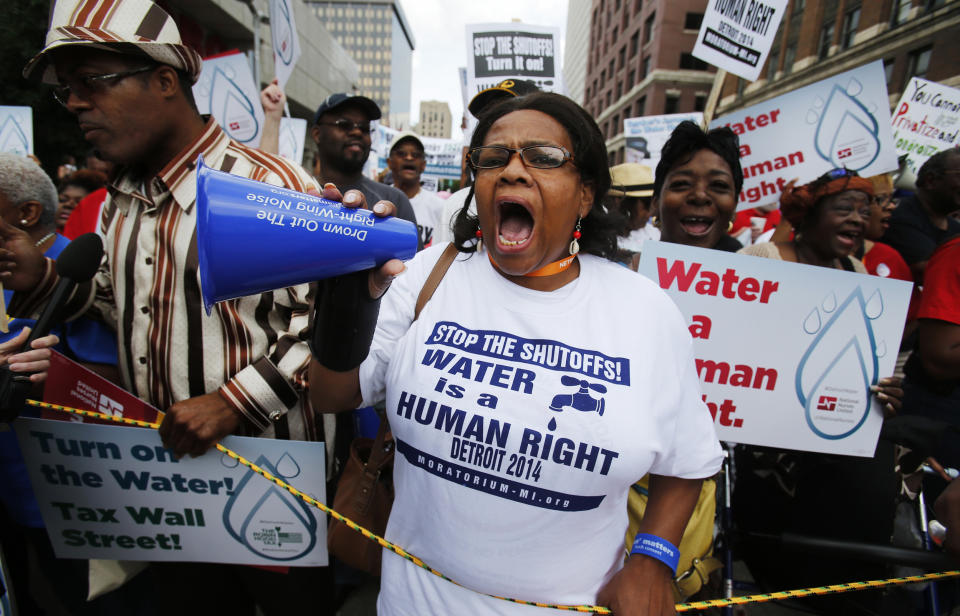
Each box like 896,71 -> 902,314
905,46 -> 932,85
883,58 -> 895,85
767,47 -> 780,80
695,93 -> 707,111
641,56 -> 651,78
629,31 -> 639,56
927,0 -> 946,9
680,53 -> 708,70
684,13 -> 703,30
841,7 -> 860,49
643,12 -> 655,44
635,96 -> 645,117
618,46 -> 626,69
664,94 -> 679,114
793,0 -> 805,13
783,44 -> 796,75
616,82 -> 623,98
891,0 -> 911,26
612,114 -> 619,135
628,69 -> 636,86
635,0 -> 642,14
601,69 -> 606,84
818,22 -> 834,59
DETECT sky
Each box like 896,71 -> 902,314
402,0 -> 569,141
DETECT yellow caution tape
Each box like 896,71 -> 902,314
25,399 -> 960,613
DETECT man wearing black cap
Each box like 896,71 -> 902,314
311,93 -> 418,238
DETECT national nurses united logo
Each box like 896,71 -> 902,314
795,286 -> 886,440
221,452 -> 317,560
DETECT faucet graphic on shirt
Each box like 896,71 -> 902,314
549,375 -> 607,416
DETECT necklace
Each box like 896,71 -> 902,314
487,252 -> 578,277
34,231 -> 55,248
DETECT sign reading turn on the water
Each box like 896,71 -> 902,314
638,242 -> 911,456
193,50 -> 265,147
465,23 -> 564,98
692,0 -> 788,82
891,77 -> 960,176
711,60 -> 897,209
15,418 -> 327,565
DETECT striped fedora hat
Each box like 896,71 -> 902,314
24,0 -> 202,84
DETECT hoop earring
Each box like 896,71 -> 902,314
569,218 -> 582,255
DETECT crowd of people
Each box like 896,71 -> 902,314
0,0 -> 958,615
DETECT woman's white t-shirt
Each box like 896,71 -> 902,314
359,244 -> 723,615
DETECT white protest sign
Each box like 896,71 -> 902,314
711,60 -> 897,210
0,106 -> 33,155
193,51 -> 265,147
891,77 -> 960,176
15,418 -> 327,565
270,0 -> 301,90
465,23 -> 564,100
637,242 -> 911,456
375,125 -> 462,182
693,0 -> 788,82
624,112 -> 703,171
278,117 -> 307,164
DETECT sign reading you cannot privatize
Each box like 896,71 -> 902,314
891,77 -> 960,176
638,242 -> 911,457
692,0 -> 788,82
15,418 -> 328,565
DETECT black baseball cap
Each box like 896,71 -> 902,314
467,79 -> 540,118
314,93 -> 382,124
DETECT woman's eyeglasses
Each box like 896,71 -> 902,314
53,66 -> 156,107
468,145 -> 573,170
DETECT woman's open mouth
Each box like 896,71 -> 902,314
836,229 -> 860,249
497,200 -> 534,250
680,216 -> 715,237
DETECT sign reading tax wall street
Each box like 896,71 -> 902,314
465,23 -> 564,97
711,60 -> 897,209
637,242 -> 911,456
15,419 -> 327,564
692,0 -> 788,82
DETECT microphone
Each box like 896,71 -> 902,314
23,233 -> 104,349
0,233 -> 104,421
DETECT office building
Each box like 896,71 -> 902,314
584,0 -> 718,164
564,0 -> 593,104
307,0 -> 416,129
715,0 -> 960,116
418,101 -> 452,139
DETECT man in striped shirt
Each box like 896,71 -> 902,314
10,3 -> 333,458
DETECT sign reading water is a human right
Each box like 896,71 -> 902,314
465,23 -> 564,99
0,106 -> 33,155
891,77 -> 960,177
193,50 -> 265,148
711,60 -> 897,210
15,418 -> 327,565
637,242 -> 911,456
270,0 -> 302,90
692,0 -> 788,82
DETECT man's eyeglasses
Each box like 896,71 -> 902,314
391,149 -> 424,160
468,145 -> 573,170
318,119 -> 374,134
52,66 -> 156,107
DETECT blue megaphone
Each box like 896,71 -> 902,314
195,156 -> 418,314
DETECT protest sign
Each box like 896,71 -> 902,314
374,125 -> 462,187
624,112 -> 703,170
15,418 -> 327,565
43,351 -> 162,425
637,242 -> 911,456
0,106 -> 33,155
0,542 -> 12,615
692,0 -> 788,82
278,117 -> 307,164
711,60 -> 897,210
270,0 -> 301,89
193,51 -> 264,147
891,77 -> 960,176
465,23 -> 564,98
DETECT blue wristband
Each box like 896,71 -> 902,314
630,533 -> 680,574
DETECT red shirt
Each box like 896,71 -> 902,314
918,236 -> 960,326
62,186 -> 106,240
863,241 -> 913,282
730,208 -> 782,236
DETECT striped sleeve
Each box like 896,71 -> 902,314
7,258 -> 97,322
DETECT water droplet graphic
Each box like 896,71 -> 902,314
548,417 -> 557,431
813,96 -> 825,109
876,340 -> 887,358
806,109 -> 820,124
865,289 -> 883,319
814,85 -> 880,170
0,116 -> 30,155
274,0 -> 295,64
276,452 -> 301,478
796,288 -> 878,440
223,455 -> 317,560
846,78 -> 863,97
803,308 -> 821,334
822,292 -> 837,313
221,453 -> 239,468
210,68 -> 259,143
